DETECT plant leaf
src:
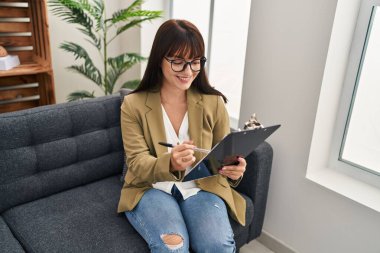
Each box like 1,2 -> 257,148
121,79 -> 140,90
82,0 -> 104,32
115,15 -> 160,36
67,90 -> 95,101
60,41 -> 92,61
67,64 -> 103,89
106,53 -> 146,93
107,9 -> 162,25
125,0 -> 144,12
60,42 -> 102,84
108,53 -> 146,70
49,0 -> 101,49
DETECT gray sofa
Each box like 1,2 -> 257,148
0,93 -> 273,253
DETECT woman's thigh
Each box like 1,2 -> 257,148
179,191 -> 236,253
125,189 -> 189,253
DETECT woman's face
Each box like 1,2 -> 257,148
161,55 -> 200,92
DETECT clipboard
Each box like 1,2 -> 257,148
183,124 -> 281,181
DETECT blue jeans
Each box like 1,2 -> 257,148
125,188 -> 236,253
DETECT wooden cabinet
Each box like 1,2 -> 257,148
0,0 -> 55,113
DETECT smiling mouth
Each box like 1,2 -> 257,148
177,76 -> 191,81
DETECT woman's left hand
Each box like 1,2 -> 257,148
219,157 -> 246,180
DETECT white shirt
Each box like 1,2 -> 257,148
152,105 -> 201,199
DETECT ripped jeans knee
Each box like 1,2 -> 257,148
161,233 -> 184,250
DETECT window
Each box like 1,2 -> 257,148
332,2 -> 380,176
307,0 -> 380,212
170,0 -> 212,58
207,0 -> 251,129
171,0 -> 251,128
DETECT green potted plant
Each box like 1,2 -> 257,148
49,0 -> 161,101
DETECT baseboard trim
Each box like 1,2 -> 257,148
257,230 -> 298,253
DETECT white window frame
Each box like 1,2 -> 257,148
306,0 -> 380,212
330,0 -> 380,182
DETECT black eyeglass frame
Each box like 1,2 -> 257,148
164,56 -> 207,72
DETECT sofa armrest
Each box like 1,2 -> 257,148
235,141 -> 273,241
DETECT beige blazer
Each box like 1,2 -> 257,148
117,87 -> 246,225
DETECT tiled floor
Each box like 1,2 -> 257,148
240,240 -> 274,253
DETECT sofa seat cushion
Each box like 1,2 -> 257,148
0,216 -> 25,252
3,176 -> 254,253
3,176 -> 149,253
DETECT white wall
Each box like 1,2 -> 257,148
240,0 -> 380,252
48,1 -> 141,103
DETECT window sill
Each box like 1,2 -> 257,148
306,166 -> 380,212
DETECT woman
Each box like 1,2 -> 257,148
118,19 -> 247,253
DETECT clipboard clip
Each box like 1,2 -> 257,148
243,113 -> 264,130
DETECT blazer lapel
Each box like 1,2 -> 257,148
145,91 -> 167,157
187,87 -> 203,156
145,88 -> 203,158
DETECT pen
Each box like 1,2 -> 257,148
158,142 -> 210,154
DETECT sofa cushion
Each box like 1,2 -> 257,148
0,216 -> 25,253
0,95 -> 124,213
3,175 -> 253,252
3,176 -> 149,253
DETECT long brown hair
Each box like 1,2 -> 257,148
132,19 -> 227,103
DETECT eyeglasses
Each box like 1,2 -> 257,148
164,56 -> 207,72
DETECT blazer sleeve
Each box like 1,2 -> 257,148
212,96 -> 230,146
121,97 -> 181,185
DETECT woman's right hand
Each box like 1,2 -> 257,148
170,140 -> 196,172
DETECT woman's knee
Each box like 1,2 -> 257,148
161,233 -> 184,250
150,233 -> 189,253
